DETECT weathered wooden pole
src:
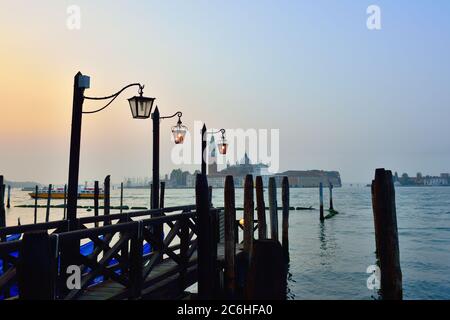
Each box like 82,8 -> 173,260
281,176 -> 290,263
104,175 -> 111,225
149,183 -> 153,210
201,124 -> 207,176
208,186 -> 213,207
63,184 -> 67,220
94,181 -> 99,228
329,183 -> 334,211
159,181 -> 165,209
18,231 -> 56,300
243,175 -> 254,262
371,168 -> 403,300
255,176 -> 267,240
6,185 -> 11,208
151,107 -> 160,210
224,175 -> 236,297
245,240 -> 287,300
45,184 -> 52,223
319,182 -> 324,222
0,176 -> 5,229
120,182 -> 124,213
268,177 -> 278,241
34,185 -> 38,224
196,174 -> 214,299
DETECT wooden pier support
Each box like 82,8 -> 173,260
196,174 -> 215,299
6,185 -> 11,209
319,182 -> 324,222
245,240 -> 287,300
45,184 -> 52,222
34,185 -> 38,224
243,175 -> 254,262
0,176 -> 5,229
63,184 -> 67,220
329,183 -> 334,211
255,176 -> 267,240
371,168 -> 403,300
224,175 -> 236,297
282,177 -> 290,262
104,175 -> 111,225
18,231 -> 56,300
268,177 -> 278,241
208,186 -> 213,207
120,182 -> 124,213
160,181 -> 165,209
94,181 -> 99,228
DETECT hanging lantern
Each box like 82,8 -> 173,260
128,85 -> 155,119
218,134 -> 228,155
171,118 -> 188,144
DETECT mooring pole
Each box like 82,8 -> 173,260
371,168 -> 403,300
268,177 -> 278,241
6,185 -> 11,209
120,182 -> 124,214
255,176 -> 267,240
34,185 -> 38,224
104,175 -> 111,225
159,181 -> 165,209
63,184 -> 67,220
0,176 -> 5,229
151,107 -> 160,210
329,183 -> 334,211
243,174 -> 254,263
224,175 -> 236,297
319,182 -> 324,222
67,72 -> 86,231
282,176 -> 290,263
201,124 -> 207,176
94,181 -> 99,228
45,184 -> 52,223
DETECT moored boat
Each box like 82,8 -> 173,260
29,186 -> 105,199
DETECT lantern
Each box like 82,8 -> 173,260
218,134 -> 228,155
128,86 -> 155,119
172,119 -> 188,144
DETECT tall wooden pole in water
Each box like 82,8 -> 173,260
34,185 -> 38,224
281,177 -> 290,262
371,168 -> 403,300
104,176 -> 111,225
45,184 -> 52,223
255,176 -> 267,240
120,182 -> 124,213
94,181 -> 99,228
0,176 -> 5,229
319,182 -> 324,222
268,177 -> 278,241
63,184 -> 67,220
159,182 -> 165,209
151,107 -> 160,210
6,185 -> 11,209
201,124 -> 207,176
329,183 -> 334,211
243,175 -> 254,262
224,175 -> 236,297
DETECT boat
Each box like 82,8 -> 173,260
29,186 -> 105,200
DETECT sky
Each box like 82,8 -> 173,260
1,0 -> 450,184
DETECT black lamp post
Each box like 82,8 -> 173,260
151,109 -> 186,209
201,126 -> 228,176
66,72 -> 154,229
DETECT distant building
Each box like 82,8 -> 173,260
396,172 -> 450,186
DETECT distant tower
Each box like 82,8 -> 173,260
208,136 -> 218,176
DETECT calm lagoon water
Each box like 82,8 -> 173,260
4,185 -> 450,300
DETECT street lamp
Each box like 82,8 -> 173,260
171,113 -> 188,144
66,72 -> 155,229
201,126 -> 228,176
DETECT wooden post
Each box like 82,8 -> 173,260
104,175 -> 111,225
371,168 -> 403,300
319,182 -> 324,222
149,183 -> 153,210
329,183 -> 334,211
159,181 -> 165,209
94,181 -> 99,228
282,176 -> 290,263
45,184 -> 52,223
0,176 -> 5,229
224,175 -> 236,297
196,174 -> 214,299
268,177 -> 278,241
18,231 -> 57,300
208,186 -> 213,207
63,184 -> 67,220
119,182 -> 124,213
129,223 -> 143,299
255,176 -> 267,240
6,185 -> 11,208
180,215 -> 189,289
243,175 -> 254,262
34,185 -> 38,224
245,240 -> 287,300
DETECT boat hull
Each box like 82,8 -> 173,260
29,193 -> 105,200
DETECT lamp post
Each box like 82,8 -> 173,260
66,72 -> 155,229
151,109 -> 186,209
201,126 -> 228,176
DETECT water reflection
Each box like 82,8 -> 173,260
318,221 -> 338,267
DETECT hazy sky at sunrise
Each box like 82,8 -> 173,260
1,0 -> 450,184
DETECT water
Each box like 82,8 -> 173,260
4,186 -> 450,300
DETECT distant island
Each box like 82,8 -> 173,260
393,172 -> 450,187
125,153 -> 342,189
